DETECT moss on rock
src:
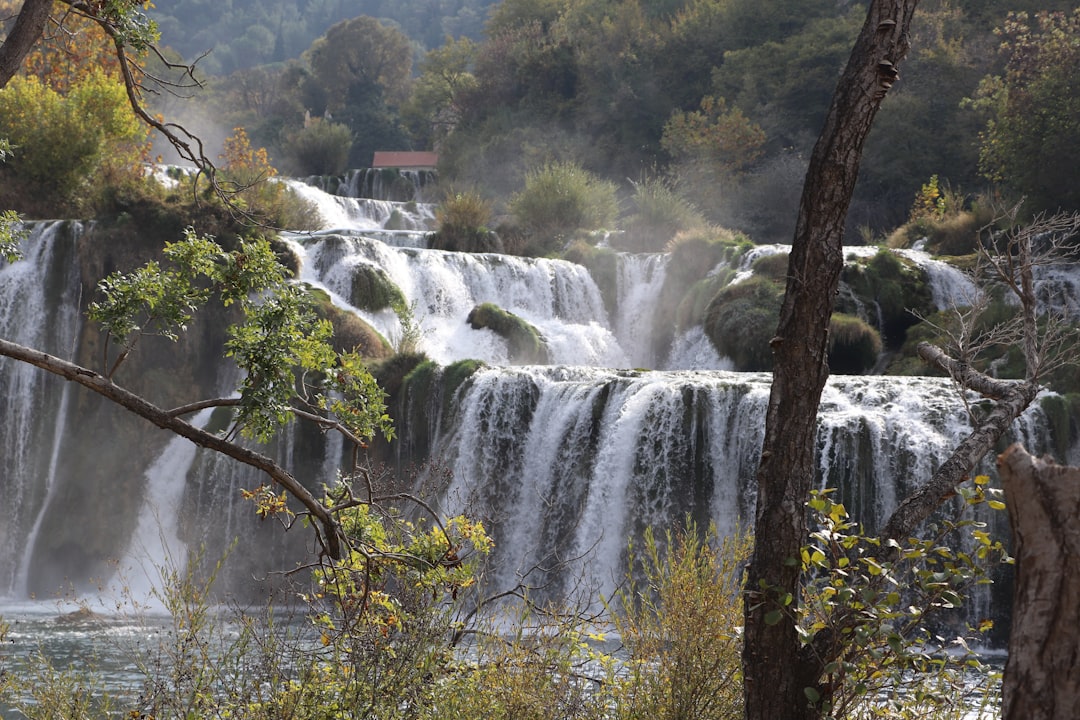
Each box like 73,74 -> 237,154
349,263 -> 406,312
703,276 -> 784,371
309,287 -> 393,359
828,313 -> 883,375
840,248 -> 935,350
467,302 -> 550,364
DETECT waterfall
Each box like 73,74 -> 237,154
1,178 -> 1073,639
0,222 -> 82,597
106,408 -> 215,602
292,233 -> 627,366
896,248 -> 981,310
613,253 -> 668,368
285,180 -> 436,245
426,366 -> 1053,613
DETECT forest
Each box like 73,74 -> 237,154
2,1 -> 1080,719
137,0 -> 1080,241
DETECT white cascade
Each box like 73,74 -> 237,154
430,366 -> 1053,609
292,233 -> 628,367
613,252 -> 668,368
0,222 -> 82,597
106,408 -> 216,603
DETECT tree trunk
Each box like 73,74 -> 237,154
0,0 -> 51,89
998,444 -> 1080,720
743,3 -> 921,719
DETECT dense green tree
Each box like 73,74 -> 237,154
305,15 -> 414,112
401,37 -> 478,148
0,71 -> 146,213
973,9 -> 1080,212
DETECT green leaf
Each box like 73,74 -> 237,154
764,609 -> 784,626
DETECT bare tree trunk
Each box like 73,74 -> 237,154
743,3 -> 921,718
998,444 -> 1080,720
0,0 -> 51,88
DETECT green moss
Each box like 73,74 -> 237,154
675,271 -> 734,330
467,302 -> 550,364
308,286 -> 393,358
443,358 -> 485,401
651,231 -> 751,357
841,248 -> 935,350
402,358 -> 440,406
828,313 -> 883,375
703,276 -> 784,371
349,263 -> 406,312
750,252 -> 790,281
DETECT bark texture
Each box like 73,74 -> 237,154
999,444 -> 1080,720
743,3 -> 921,719
0,0 -> 51,88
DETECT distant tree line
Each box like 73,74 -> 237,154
136,0 -> 1080,244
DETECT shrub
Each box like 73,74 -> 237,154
284,120 -> 353,176
0,71 -> 146,214
828,313 -> 882,375
430,191 -> 503,252
217,127 -> 321,231
616,176 -> 706,252
509,161 -> 619,253
611,523 -> 750,720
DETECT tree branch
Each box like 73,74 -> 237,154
879,342 -> 1041,545
0,337 -> 344,560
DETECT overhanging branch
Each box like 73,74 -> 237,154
0,337 -> 344,560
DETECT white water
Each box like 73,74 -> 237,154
613,253 -> 668,367
291,233 -> 628,366
429,366 -> 1047,604
0,223 -> 82,597
106,408 -> 215,605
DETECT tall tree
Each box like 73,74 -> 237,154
744,1 -> 1079,716
743,3 -> 922,718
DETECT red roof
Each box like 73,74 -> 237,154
371,151 -> 438,170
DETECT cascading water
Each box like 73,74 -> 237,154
291,233 -> 628,367
426,366 -> 1056,612
2,178 -> 1078,642
0,222 -> 82,597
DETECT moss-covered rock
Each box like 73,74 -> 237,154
443,358 -> 485,401
750,251 -> 790,281
675,270 -> 735,330
309,287 -> 393,359
703,276 -> 784,371
654,230 -> 753,358
828,313 -> 883,375
467,302 -> 549,364
349,263 -> 406,312
839,248 -> 935,350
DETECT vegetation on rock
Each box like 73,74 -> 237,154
466,303 -> 549,364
